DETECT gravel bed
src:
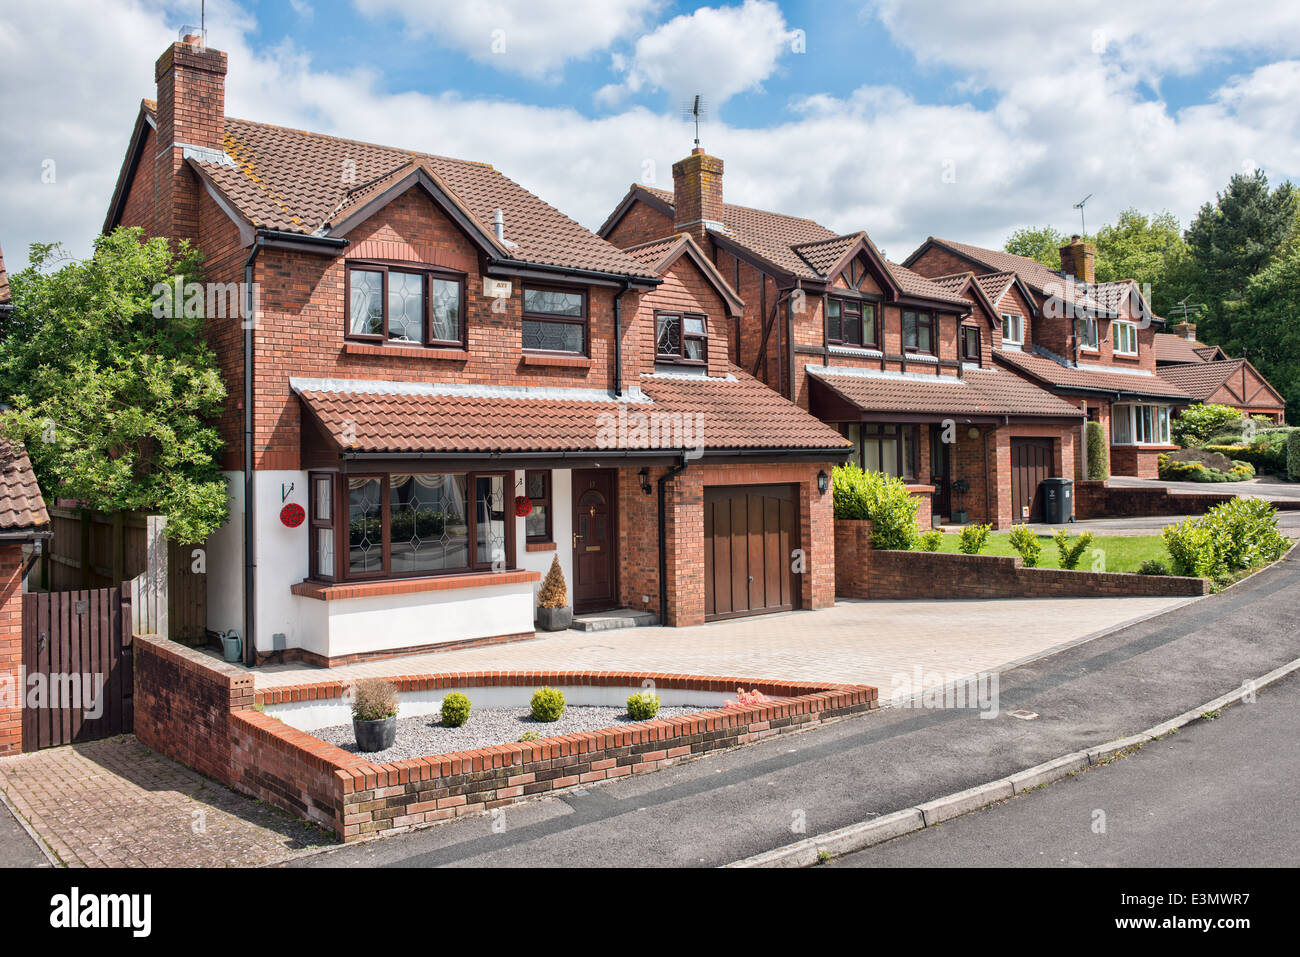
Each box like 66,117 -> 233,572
314,704 -> 706,762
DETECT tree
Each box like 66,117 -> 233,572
0,228 -> 229,543
1004,225 -> 1068,268
1093,209 -> 1194,318
1240,248 -> 1300,424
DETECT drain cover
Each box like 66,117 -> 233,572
1009,709 -> 1040,720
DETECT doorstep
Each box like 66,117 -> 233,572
569,608 -> 660,632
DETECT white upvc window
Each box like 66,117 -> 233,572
1077,316 -> 1099,350
1113,320 -> 1138,356
1001,313 -> 1023,347
1112,403 -> 1171,445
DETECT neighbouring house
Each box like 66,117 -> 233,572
101,37 -> 848,665
904,236 -> 1193,479
1154,322 -> 1286,423
599,151 -> 1083,527
0,243 -> 11,322
0,439 -> 51,756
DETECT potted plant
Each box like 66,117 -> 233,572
535,556 -> 572,631
351,677 -> 398,752
950,479 -> 971,524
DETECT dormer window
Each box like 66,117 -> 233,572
656,311 -> 707,364
827,297 -> 878,348
1001,313 -> 1023,347
903,310 -> 934,354
346,263 -> 463,347
1077,316 -> 1099,351
1113,320 -> 1138,356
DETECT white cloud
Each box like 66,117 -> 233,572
353,0 -> 662,80
597,0 -> 795,107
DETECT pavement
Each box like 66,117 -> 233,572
833,668 -> 1300,868
290,542 -> 1300,868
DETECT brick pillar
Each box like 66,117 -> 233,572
672,149 -> 724,247
153,37 -> 228,244
0,544 -> 25,755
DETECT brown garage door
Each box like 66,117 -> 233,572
704,485 -> 798,621
1010,438 -> 1054,522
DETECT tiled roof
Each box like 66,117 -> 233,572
142,104 -> 656,280
994,349 -> 1191,400
0,441 -> 49,534
1154,333 -> 1207,364
809,366 -> 1084,419
913,238 -> 1114,315
637,186 -> 966,305
0,243 -> 10,305
620,235 -> 683,268
1154,359 -> 1249,401
296,369 -> 849,455
1196,344 -> 1227,361
619,233 -> 744,314
973,271 -> 1017,305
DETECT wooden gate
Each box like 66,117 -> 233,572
1010,438 -> 1054,523
21,584 -> 132,751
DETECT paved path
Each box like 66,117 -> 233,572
834,669 -> 1300,868
247,594 -> 1189,692
0,736 -> 332,867
294,545 -> 1300,868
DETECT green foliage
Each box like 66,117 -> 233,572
1205,431 -> 1291,474
918,529 -> 943,552
1163,499 -> 1288,577
1137,559 -> 1170,576
1187,170 -> 1298,305
1173,404 -> 1246,447
351,678 -> 398,722
1053,529 -> 1094,570
626,691 -> 661,721
1092,209 -> 1194,317
1158,453 -> 1254,483
1004,225 -> 1068,268
1290,431 -> 1300,481
1241,248 -> 1300,423
529,686 -> 566,723
1086,421 -> 1109,480
958,523 -> 991,555
440,692 -> 472,728
519,730 -> 540,742
0,229 -> 228,543
1008,525 -> 1042,567
832,463 -> 919,550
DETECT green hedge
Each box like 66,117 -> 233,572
1205,429 -> 1293,474
832,464 -> 919,550
1163,498 -> 1289,578
1086,421 -> 1109,480
1290,431 -> 1300,481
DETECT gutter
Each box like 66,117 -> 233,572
338,446 -> 852,462
657,455 -> 689,624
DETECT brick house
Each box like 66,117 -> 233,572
1154,323 -> 1286,423
0,438 -> 51,756
904,236 -> 1193,479
600,151 -> 1084,528
102,37 -> 848,666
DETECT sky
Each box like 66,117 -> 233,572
1,0 -> 1299,270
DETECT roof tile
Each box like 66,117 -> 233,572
0,441 -> 49,533
994,349 -> 1191,400
810,366 -> 1084,419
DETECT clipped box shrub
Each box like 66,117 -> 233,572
440,692 -> 472,728
1086,421 -> 1109,480
626,691 -> 661,720
958,523 -> 991,555
1008,524 -> 1042,567
918,529 -> 943,552
1138,559 -> 1169,576
530,686 -> 566,722
832,463 -> 920,550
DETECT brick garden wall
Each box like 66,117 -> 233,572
134,635 -> 876,842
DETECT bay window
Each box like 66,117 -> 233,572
346,263 -> 464,347
839,423 -> 917,479
522,285 -> 586,354
1113,320 -> 1138,356
1111,404 -> 1171,445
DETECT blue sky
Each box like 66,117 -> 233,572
1,0 -> 1298,267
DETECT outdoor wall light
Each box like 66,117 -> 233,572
817,470 -> 830,494
639,467 -> 653,495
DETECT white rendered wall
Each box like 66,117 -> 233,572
204,471 -> 244,638
515,468 -> 573,610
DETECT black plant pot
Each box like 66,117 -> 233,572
536,605 -> 572,631
353,716 -> 396,752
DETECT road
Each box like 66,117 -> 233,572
293,544 -> 1300,868
834,669 -> 1300,867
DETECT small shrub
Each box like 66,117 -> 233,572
1138,559 -> 1170,576
1086,421 -> 1109,480
351,678 -> 398,722
1008,524 -> 1042,567
1206,430 -> 1292,474
1162,519 -> 1217,577
958,523 -> 991,555
1290,431 -> 1300,481
519,730 -> 540,742
1158,453 -> 1254,483
918,529 -> 943,552
626,691 -> 661,720
832,463 -> 919,550
537,555 -> 568,609
440,692 -> 472,728
1173,403 -> 1243,447
1053,528 -> 1094,569
530,686 -> 566,722
1200,497 -> 1290,571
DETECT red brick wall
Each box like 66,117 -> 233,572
631,251 -> 731,379
0,545 -> 23,756
152,41 -> 227,246
118,126 -> 157,231
604,200 -> 674,249
1110,444 -> 1178,479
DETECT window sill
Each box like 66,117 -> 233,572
344,342 -> 470,361
291,568 -> 541,601
903,351 -> 938,364
526,541 -> 557,552
828,344 -> 883,358
521,353 -> 592,369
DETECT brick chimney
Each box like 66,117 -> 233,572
153,34 -> 228,243
671,148 -> 724,246
1059,235 -> 1096,284
1170,320 -> 1197,341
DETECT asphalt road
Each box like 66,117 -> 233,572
294,545 -> 1300,868
0,796 -> 47,867
834,669 -> 1300,867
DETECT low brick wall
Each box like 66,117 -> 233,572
833,519 -> 1207,599
1072,480 -> 1299,519
135,635 -> 877,842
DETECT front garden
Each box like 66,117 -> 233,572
1163,403 -> 1299,483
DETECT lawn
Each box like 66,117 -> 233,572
929,531 -> 1169,573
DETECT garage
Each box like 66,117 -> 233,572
1010,438 -> 1054,522
703,484 -> 799,621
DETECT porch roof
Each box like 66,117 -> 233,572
994,349 -> 1191,402
807,365 -> 1085,421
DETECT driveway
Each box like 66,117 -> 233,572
1108,473 -> 1300,503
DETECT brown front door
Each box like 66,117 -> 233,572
572,469 -> 616,612
1010,438 -> 1054,522
704,485 -> 799,621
